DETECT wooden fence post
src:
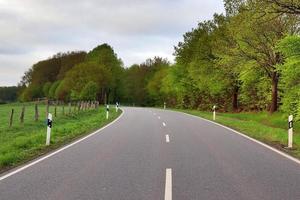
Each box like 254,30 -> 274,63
35,104 -> 39,121
20,106 -> 25,124
9,109 -> 14,127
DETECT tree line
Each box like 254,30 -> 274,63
18,0 -> 300,118
0,86 -> 20,103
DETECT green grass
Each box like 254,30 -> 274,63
0,103 -> 121,172
175,109 -> 300,159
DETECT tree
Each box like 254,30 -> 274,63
86,44 -> 123,103
0,86 -> 20,103
42,82 -> 52,97
48,81 -> 61,99
57,51 -> 87,79
227,3 -> 298,112
277,35 -> 300,117
211,14 -> 243,111
224,0 -> 246,16
20,85 -> 43,101
19,51 -> 86,101
263,0 -> 300,15
80,81 -> 99,100
146,67 -> 169,105
61,62 -> 111,101
173,19 -> 232,110
55,80 -> 70,101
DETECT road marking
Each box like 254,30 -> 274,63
165,134 -> 170,143
154,113 -> 157,115
0,110 -> 125,182
172,110 -> 300,165
158,116 -> 161,119
163,122 -> 166,127
165,168 -> 172,200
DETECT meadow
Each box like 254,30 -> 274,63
0,102 -> 121,172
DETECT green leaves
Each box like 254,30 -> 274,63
277,35 -> 300,118
80,81 -> 99,101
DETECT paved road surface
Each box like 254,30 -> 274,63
0,107 -> 299,200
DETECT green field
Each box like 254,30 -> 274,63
0,103 -> 121,173
177,109 -> 300,159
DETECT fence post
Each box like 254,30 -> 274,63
9,108 -> 14,127
35,104 -> 39,121
20,106 -> 25,124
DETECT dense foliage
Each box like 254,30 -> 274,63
0,87 -> 20,103
16,0 -> 300,118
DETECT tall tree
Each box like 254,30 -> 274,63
86,44 -> 123,103
277,35 -> 300,117
228,2 -> 299,112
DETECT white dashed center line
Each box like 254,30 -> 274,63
165,135 -> 170,143
165,168 -> 172,200
163,122 -> 166,127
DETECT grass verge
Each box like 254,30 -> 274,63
175,109 -> 300,160
0,103 -> 121,173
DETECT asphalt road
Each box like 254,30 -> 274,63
0,107 -> 299,200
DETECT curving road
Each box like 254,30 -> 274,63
0,107 -> 299,200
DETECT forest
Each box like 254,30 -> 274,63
17,0 -> 300,118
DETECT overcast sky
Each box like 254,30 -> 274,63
0,0 -> 224,86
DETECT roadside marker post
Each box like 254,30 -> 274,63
213,105 -> 216,121
164,102 -> 166,110
116,102 -> 119,112
46,113 -> 52,146
106,105 -> 109,119
288,115 -> 293,148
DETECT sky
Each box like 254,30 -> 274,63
0,0 -> 224,86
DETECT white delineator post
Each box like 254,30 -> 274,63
46,113 -> 52,146
288,115 -> 293,148
116,102 -> 119,112
106,105 -> 109,119
164,102 -> 166,110
213,105 -> 216,121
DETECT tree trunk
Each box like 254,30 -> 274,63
232,86 -> 239,112
270,72 -> 279,113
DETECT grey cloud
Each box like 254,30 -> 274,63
0,0 -> 225,85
